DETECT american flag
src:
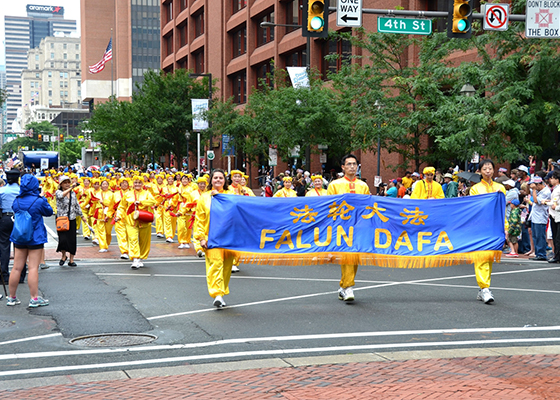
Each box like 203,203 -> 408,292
88,38 -> 112,74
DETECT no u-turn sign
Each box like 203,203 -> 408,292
483,4 -> 509,31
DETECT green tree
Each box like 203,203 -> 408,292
0,88 -> 7,109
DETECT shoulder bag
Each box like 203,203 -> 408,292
56,192 -> 71,232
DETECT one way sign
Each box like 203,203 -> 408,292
337,0 -> 362,27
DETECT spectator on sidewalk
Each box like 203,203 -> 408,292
503,180 -> 520,219
547,171 -> 560,263
55,175 -> 82,267
495,167 -> 509,184
0,169 -> 22,298
443,173 -> 458,198
528,176 -> 551,261
505,199 -> 522,257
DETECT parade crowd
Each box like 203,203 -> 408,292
0,154 -> 558,310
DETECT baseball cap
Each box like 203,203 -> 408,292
510,199 -> 520,206
498,167 -> 507,173
502,179 -> 516,187
443,173 -> 453,179
412,172 -> 420,177
529,176 -> 543,184
518,165 -> 529,173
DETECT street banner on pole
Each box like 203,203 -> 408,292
191,99 -> 209,131
287,67 -> 310,88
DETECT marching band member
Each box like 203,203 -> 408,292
176,174 -> 195,249
306,175 -> 328,197
113,178 -> 131,259
194,169 -> 234,308
327,154 -> 371,302
241,174 -> 255,196
150,174 -> 166,238
88,179 -> 101,245
410,167 -> 445,199
469,159 -> 507,304
192,176 -> 208,257
94,178 -> 115,253
115,176 -> 157,269
162,174 -> 179,243
273,177 -> 297,197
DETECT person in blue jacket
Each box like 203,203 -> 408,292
6,174 -> 53,307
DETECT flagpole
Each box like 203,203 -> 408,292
111,28 -> 114,99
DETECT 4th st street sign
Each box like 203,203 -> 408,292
377,17 -> 432,35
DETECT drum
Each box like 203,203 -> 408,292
133,209 -> 154,223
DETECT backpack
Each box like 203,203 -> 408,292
12,197 -> 39,244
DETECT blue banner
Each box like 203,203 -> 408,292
208,192 -> 506,267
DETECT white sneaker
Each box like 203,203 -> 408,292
98,249 -> 108,253
197,250 -> 205,258
166,238 -> 174,243
131,259 -> 140,269
137,259 -> 145,268
213,295 -> 226,308
232,265 -> 240,273
156,233 -> 164,238
477,288 -> 494,304
337,287 -> 346,300
92,239 -> 99,245
184,243 -> 190,249
178,243 -> 185,249
342,286 -> 354,301
120,253 -> 129,260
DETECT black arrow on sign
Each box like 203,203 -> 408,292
489,9 -> 503,23
341,14 -> 358,23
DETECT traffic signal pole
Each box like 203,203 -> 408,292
328,7 -> 526,21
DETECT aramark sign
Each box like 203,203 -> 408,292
26,5 -> 64,15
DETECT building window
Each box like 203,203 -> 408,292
49,100 -> 52,105
64,53 -> 67,59
285,0 -> 302,33
63,43 -> 67,50
194,11 -> 204,37
77,81 -> 81,87
60,81 -> 64,88
179,22 -> 188,48
75,44 -> 79,50
75,53 -> 79,60
48,71 -> 52,77
50,42 -> 54,48
232,25 -> 247,58
164,1 -> 173,23
48,81 -> 52,88
60,90 -> 64,97
256,61 -> 274,90
35,64 -> 39,69
322,35 -> 352,76
232,0 -> 247,14
42,113 -> 45,119
78,90 -> 81,97
193,50 -> 204,73
177,56 -> 187,70
36,73 -> 40,78
179,0 -> 187,12
256,11 -> 275,47
64,81 -> 68,88
64,62 -> 68,69
51,53 -> 55,59
164,33 -> 173,57
50,62 -> 54,68
284,47 -> 307,67
231,70 -> 247,104
65,91 -> 68,97
35,54 -> 39,61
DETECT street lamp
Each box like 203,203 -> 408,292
460,83 -> 476,171
185,131 -> 190,171
374,100 -> 383,194
189,73 -> 213,172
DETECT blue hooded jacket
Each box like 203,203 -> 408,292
10,174 -> 53,246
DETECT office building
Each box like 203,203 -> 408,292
81,0 -> 161,105
4,4 -> 76,132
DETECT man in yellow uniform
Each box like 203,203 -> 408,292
326,154 -> 371,302
410,167 -> 445,199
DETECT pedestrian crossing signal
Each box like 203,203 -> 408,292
447,0 -> 473,39
303,0 -> 329,38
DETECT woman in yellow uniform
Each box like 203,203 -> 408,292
77,177 -> 94,240
113,178 -> 131,259
469,159 -> 507,304
273,177 -> 297,197
241,174 -> 256,196
94,178 -> 115,253
176,174 -> 195,249
89,178 -> 101,245
194,169 -> 234,308
191,176 -> 208,257
115,176 -> 157,269
162,174 -> 179,243
150,174 -> 166,238
410,167 -> 445,199
306,175 -> 328,197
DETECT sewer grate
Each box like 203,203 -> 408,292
0,319 -> 15,329
69,333 -> 157,347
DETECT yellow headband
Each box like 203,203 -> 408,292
230,170 -> 243,177
311,175 -> 323,181
423,167 -> 435,175
283,177 -> 293,182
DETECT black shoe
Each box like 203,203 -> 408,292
548,258 -> 560,263
59,257 -> 67,266
68,262 -> 77,267
529,257 -> 547,261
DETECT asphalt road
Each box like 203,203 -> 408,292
0,217 -> 560,380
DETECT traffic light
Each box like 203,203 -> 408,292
59,133 -> 64,142
38,134 -> 42,141
447,0 -> 473,39
303,0 -> 329,38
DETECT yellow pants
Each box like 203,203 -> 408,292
163,212 -> 177,240
192,238 -> 203,253
81,209 -> 92,238
95,220 -> 113,250
340,264 -> 359,288
115,220 -> 129,255
205,249 -> 234,298
177,215 -> 192,244
154,207 -> 164,235
126,224 -> 152,259
474,261 -> 492,289
48,197 -> 57,214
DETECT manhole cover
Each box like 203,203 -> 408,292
0,320 -> 15,329
69,333 -> 157,347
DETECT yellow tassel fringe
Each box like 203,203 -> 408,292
218,249 -> 502,268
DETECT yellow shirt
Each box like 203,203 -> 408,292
305,188 -> 328,197
410,180 -> 445,199
402,176 -> 413,189
469,179 -> 508,230
327,177 -> 370,195
273,187 -> 297,197
117,189 -> 157,228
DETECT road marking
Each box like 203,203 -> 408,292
0,333 -> 62,347
1,326 -> 559,362
2,336 -> 560,377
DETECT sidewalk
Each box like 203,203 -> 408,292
1,347 -> 559,399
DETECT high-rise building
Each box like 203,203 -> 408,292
81,0 -> 161,105
4,4 -> 76,132
0,65 -> 6,135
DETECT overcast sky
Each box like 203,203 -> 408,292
0,0 -> 81,64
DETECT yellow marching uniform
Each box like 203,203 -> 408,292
162,180 -> 179,242
113,186 -> 130,258
43,173 -> 58,214
93,185 -> 115,251
150,177 -> 166,237
116,188 -> 157,267
194,189 -> 234,302
176,182 -> 195,248
327,176 -> 371,291
273,187 -> 297,197
305,187 -> 328,197
469,179 -> 507,290
190,177 -> 208,255
410,180 -> 445,199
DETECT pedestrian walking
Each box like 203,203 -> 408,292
7,174 -> 53,307
55,175 -> 82,267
